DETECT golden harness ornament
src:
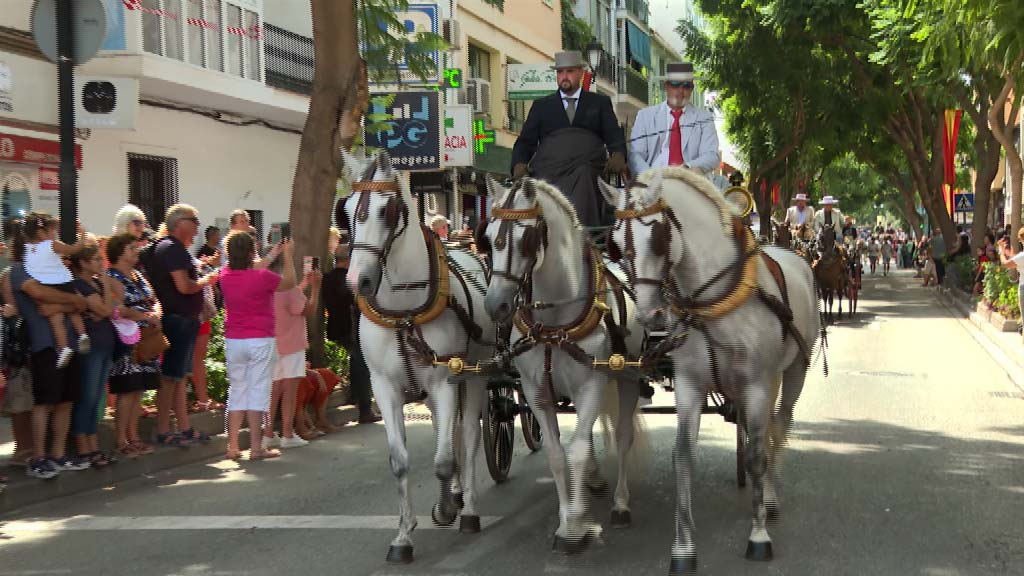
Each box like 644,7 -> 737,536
492,205 -> 542,220
614,198 -> 667,220
352,181 -> 400,192
723,186 -> 755,217
513,246 -> 609,343
357,233 -> 452,329
670,224 -> 761,320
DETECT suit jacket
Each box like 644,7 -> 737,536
812,208 -> 844,237
784,205 -> 816,228
628,102 -> 720,175
511,90 -> 625,171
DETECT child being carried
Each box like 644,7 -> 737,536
21,213 -> 90,368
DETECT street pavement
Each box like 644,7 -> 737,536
1,269 -> 1023,576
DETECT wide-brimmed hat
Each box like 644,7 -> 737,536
551,51 -> 587,70
659,62 -> 695,82
819,195 -> 839,205
793,193 -> 809,202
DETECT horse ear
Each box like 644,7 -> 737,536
334,196 -> 350,234
341,149 -> 360,181
523,177 -> 538,200
485,174 -> 504,200
376,150 -> 395,179
597,178 -> 619,207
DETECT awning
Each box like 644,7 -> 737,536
626,21 -> 651,69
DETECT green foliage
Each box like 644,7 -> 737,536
324,339 -> 351,379
982,262 -> 1020,319
950,254 -> 978,292
561,0 -> 594,51
205,310 -> 229,403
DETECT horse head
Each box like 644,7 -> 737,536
774,221 -> 792,248
339,149 -> 409,297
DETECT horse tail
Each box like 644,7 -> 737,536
599,379 -> 650,476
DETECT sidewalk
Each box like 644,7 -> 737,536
0,389 -> 360,514
933,279 -> 1024,394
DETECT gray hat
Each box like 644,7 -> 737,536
550,51 -> 587,70
659,62 -> 695,82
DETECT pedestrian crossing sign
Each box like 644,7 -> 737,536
954,193 -> 974,213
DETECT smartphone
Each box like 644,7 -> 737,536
303,256 -> 319,274
280,223 -> 291,241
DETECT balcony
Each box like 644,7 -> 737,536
593,49 -> 618,87
265,24 -> 314,96
619,66 -> 648,104
619,0 -> 649,27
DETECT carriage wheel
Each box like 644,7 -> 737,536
736,419 -> 748,488
483,381 -> 517,483
517,389 -> 543,452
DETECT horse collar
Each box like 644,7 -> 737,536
357,227 -> 451,329
670,217 -> 760,320
513,245 -> 608,344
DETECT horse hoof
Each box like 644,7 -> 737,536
610,509 -> 632,528
459,515 -> 481,534
386,544 -> 414,564
745,540 -> 773,561
552,534 -> 589,555
668,555 -> 698,575
454,492 -> 465,510
431,503 -> 457,527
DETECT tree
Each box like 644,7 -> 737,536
291,0 -> 457,366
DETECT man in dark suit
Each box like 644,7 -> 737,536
511,51 -> 627,179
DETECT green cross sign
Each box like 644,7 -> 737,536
473,119 -> 495,155
443,68 -> 463,89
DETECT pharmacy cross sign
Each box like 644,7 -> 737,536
473,119 -> 496,155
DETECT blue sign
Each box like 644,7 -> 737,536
100,0 -> 126,51
367,4 -> 441,85
954,193 -> 974,213
365,91 -> 441,171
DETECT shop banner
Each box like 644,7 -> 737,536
508,64 -> 556,101
365,91 -> 442,171
0,133 -> 83,168
443,104 -> 473,167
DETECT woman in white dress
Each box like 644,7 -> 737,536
21,213 -> 89,368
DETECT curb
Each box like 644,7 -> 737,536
1,390 -> 359,515
934,288 -> 1024,395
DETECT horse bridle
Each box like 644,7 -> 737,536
346,180 -> 410,269
474,183 -> 548,293
608,192 -> 681,290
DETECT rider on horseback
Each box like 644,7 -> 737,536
784,193 -> 816,241
812,195 -> 844,239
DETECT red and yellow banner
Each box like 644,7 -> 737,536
942,109 -> 963,217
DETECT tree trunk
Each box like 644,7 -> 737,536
956,83 -> 1000,251
989,71 -> 1023,250
292,0 -> 361,368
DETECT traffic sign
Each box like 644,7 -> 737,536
954,193 -> 974,213
31,0 -> 110,65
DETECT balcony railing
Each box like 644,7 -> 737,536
619,66 -> 648,103
593,49 -> 618,87
265,24 -> 314,95
619,0 -> 649,26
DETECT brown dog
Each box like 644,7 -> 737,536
295,367 -> 341,439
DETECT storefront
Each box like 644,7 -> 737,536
0,129 -> 82,233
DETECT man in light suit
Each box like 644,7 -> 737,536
812,196 -> 844,238
784,193 -> 816,229
628,62 -> 720,176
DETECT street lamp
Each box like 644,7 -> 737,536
585,37 -> 604,78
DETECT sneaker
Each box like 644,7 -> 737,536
78,334 -> 92,355
56,347 -> 74,369
264,432 -> 281,448
26,458 -> 59,479
279,435 -> 309,449
52,455 -> 91,471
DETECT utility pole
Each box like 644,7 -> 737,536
55,0 -> 77,243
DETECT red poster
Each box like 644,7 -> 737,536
38,167 -> 59,190
0,133 -> 83,168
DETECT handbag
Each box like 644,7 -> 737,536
133,323 -> 169,363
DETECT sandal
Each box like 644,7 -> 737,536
180,428 -> 210,444
224,449 -> 242,461
117,443 -> 140,459
156,432 -> 191,448
88,451 -> 112,467
141,406 -> 158,419
249,448 -> 281,461
130,441 -> 155,455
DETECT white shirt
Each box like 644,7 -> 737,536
560,87 -> 582,111
656,105 -> 687,168
1011,252 -> 1024,286
24,240 -> 73,284
794,206 -> 810,225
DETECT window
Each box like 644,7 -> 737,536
265,24 -> 314,95
136,0 -> 261,80
127,153 -> 180,229
468,44 -> 491,81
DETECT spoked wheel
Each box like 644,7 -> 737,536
484,379 -> 517,483
517,389 -> 543,452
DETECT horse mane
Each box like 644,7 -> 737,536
530,178 -> 581,230
635,167 -> 738,234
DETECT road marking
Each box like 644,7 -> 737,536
0,515 -> 502,533
432,493 -> 553,571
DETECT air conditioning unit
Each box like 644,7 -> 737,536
443,19 -> 461,50
467,78 -> 491,115
452,87 -> 470,105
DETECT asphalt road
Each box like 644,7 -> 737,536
2,269 -> 1023,576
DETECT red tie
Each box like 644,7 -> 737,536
669,109 -> 683,166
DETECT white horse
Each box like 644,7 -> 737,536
339,150 -> 493,563
479,176 -> 646,552
600,168 -> 820,575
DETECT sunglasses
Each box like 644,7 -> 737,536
182,217 -> 201,225
131,219 -> 147,226
668,81 -> 695,89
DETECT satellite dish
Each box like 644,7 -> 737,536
31,0 -> 110,65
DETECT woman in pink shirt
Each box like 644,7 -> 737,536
264,261 -> 321,450
219,232 -> 296,460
